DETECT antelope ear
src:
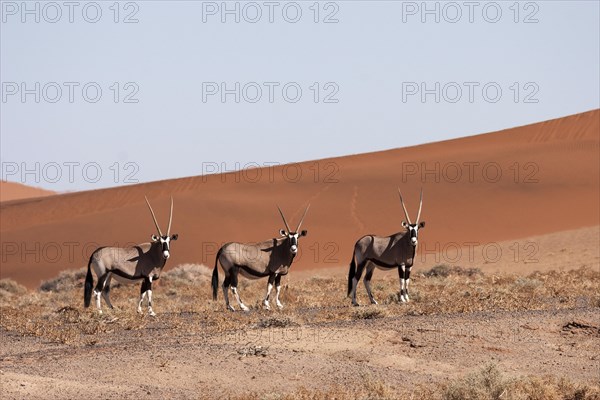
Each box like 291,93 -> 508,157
419,221 -> 426,229
300,230 -> 308,237
171,234 -> 179,240
151,235 -> 159,242
401,221 -> 408,228
279,229 -> 287,236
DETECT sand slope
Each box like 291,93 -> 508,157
1,110 -> 598,288
0,181 -> 55,203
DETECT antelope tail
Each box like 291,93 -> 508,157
84,253 -> 94,307
212,248 -> 223,301
347,253 -> 357,297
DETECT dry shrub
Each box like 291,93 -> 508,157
162,263 -> 211,285
443,363 -> 509,400
257,316 -> 298,328
0,278 -> 27,300
39,267 -> 87,292
424,264 -> 483,278
190,371 -> 600,400
352,307 -> 387,320
513,376 -> 600,400
443,364 -> 600,400
226,378 -> 401,400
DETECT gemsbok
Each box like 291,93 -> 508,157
348,189 -> 425,306
212,205 -> 309,311
84,196 -> 178,316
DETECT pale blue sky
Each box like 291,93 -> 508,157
1,1 -> 599,191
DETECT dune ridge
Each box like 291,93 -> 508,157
0,181 -> 55,203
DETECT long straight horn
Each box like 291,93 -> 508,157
416,189 -> 423,224
397,188 -> 412,225
145,196 -> 163,236
167,196 -> 174,236
296,204 -> 310,232
277,205 -> 292,233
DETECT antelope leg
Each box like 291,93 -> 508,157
363,264 -> 378,305
222,275 -> 234,312
231,287 -> 249,311
147,277 -> 156,316
263,275 -> 276,310
101,274 -> 114,309
138,278 -> 151,313
94,273 -> 110,314
351,261 -> 366,306
398,264 -> 407,303
274,275 -> 283,309
230,271 -> 248,311
404,266 -> 412,302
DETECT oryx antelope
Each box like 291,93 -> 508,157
84,196 -> 178,316
348,189 -> 425,306
211,205 -> 309,311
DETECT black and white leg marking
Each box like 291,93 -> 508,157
94,272 -> 111,314
230,269 -> 249,311
101,273 -> 114,309
398,264 -> 412,303
404,265 -> 412,302
138,277 -> 156,316
274,274 -> 283,309
263,274 -> 276,310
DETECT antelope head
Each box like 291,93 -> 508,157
398,189 -> 425,246
145,196 -> 179,259
277,204 -> 310,255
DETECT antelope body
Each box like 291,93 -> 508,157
348,190 -> 425,306
84,197 -> 178,315
212,205 -> 309,311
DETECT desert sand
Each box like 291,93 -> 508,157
0,181 -> 54,203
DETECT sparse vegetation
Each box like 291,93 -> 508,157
352,307 -> 387,320
2,265 -> 598,342
1,265 -> 599,398
0,278 -> 27,300
161,263 -> 211,285
257,316 -> 298,328
424,264 -> 483,278
39,267 -> 88,292
203,364 -> 600,400
441,363 -> 600,400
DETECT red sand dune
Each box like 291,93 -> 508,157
1,110 -> 598,288
0,181 -> 55,203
